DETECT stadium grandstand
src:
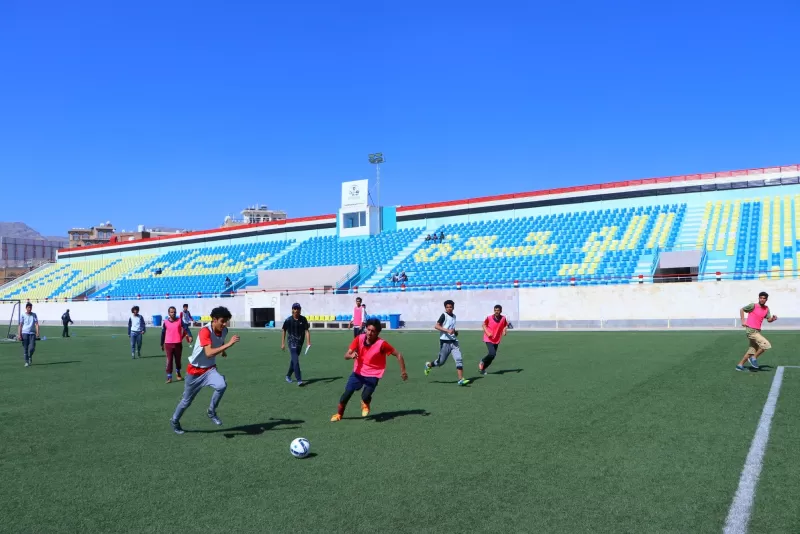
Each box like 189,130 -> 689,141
1,163 -> 799,328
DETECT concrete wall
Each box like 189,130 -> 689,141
243,291 -> 283,325
2,280 -> 797,330
0,296 -> 247,327
257,265 -> 356,291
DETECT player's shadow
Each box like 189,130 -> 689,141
432,377 -> 484,384
35,360 -> 81,366
750,365 -> 773,372
139,355 -> 164,359
299,376 -> 343,386
189,417 -> 305,438
366,409 -> 430,422
491,368 -> 524,375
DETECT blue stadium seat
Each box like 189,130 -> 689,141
370,204 -> 687,291
90,241 -> 295,299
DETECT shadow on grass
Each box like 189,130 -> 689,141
491,368 -> 524,375
749,365 -> 773,372
35,360 -> 81,366
187,417 -> 305,438
298,376 -> 343,386
366,409 -> 431,422
432,376 -> 484,385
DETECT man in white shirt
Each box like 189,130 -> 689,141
18,302 -> 40,367
424,299 -> 470,386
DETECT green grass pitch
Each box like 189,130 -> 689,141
2,326 -> 800,533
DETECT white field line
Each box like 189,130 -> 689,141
723,365 -> 787,534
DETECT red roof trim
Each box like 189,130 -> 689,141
396,163 -> 798,213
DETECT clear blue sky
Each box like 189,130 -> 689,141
1,0 -> 798,236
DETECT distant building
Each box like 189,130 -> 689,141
68,222 -> 116,248
0,236 -> 67,268
113,225 -> 192,243
223,205 -> 287,227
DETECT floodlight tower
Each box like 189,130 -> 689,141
368,152 -> 385,230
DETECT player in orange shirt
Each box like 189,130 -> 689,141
330,318 -> 408,421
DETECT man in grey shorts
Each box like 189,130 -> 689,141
18,302 -> 39,367
424,299 -> 471,386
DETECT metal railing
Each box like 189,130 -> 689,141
334,264 -> 361,289
650,248 -> 661,273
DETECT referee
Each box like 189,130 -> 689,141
281,303 -> 311,386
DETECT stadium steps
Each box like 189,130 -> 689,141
704,253 -> 730,277
358,230 -> 431,290
242,240 -> 304,287
675,205 -> 705,249
633,254 -> 655,278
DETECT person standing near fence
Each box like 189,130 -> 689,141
282,302 -> 311,386
61,309 -> 73,337
18,302 -> 39,367
128,306 -> 146,359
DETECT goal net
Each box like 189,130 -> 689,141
0,299 -> 21,342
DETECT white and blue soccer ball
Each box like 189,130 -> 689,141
290,437 -> 310,458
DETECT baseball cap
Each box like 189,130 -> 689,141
292,303 -> 301,309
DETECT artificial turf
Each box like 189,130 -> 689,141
1,326 -> 799,533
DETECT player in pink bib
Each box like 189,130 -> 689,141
479,304 -> 509,375
160,306 -> 193,383
736,291 -> 778,371
349,297 -> 366,338
331,318 -> 407,421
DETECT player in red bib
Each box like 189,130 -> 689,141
479,304 -> 509,375
330,318 -> 408,421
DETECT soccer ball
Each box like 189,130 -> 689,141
290,437 -> 311,458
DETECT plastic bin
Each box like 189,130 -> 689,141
388,314 -> 401,329
152,315 -> 162,327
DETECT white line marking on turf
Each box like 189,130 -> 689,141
723,365 -> 786,534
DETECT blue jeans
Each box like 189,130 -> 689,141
21,334 -> 36,363
286,345 -> 302,382
130,332 -> 143,356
